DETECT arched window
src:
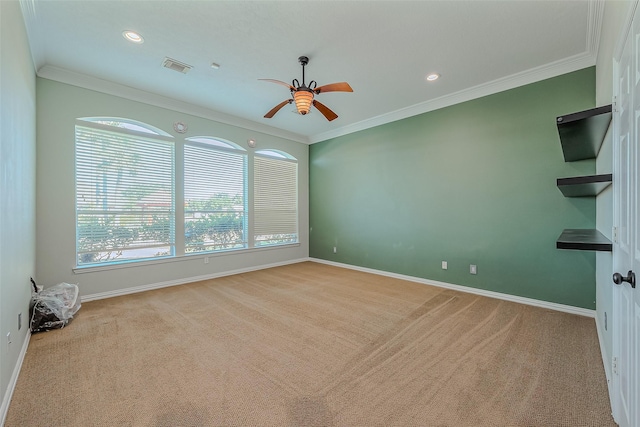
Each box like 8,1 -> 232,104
79,117 -> 171,136
254,149 -> 293,160
75,120 -> 297,267
184,137 -> 248,253
254,149 -> 298,246
75,118 -> 175,266
185,136 -> 245,151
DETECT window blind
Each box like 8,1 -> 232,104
184,143 -> 247,253
75,123 -> 175,265
254,155 -> 298,246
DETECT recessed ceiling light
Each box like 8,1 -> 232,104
210,62 -> 221,70
122,30 -> 144,44
426,73 -> 440,82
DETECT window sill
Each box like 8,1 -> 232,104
72,243 -> 300,274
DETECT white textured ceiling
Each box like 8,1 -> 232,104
20,0 -> 600,144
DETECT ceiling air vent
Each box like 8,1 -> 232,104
162,57 -> 192,74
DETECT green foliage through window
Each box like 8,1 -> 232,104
75,118 -> 297,268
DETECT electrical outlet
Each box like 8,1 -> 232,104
204,257 -> 209,264
333,246 -> 337,254
18,313 -> 22,331
441,261 -> 448,270
6,332 -> 11,347
470,264 -> 477,275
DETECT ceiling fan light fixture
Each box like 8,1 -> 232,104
294,90 -> 314,115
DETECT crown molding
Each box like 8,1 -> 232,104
37,65 -> 310,144
613,0 -> 638,61
18,0 -> 45,71
24,0 -> 603,146
587,0 -> 606,58
311,1 -> 604,144
35,53 -> 597,146
42,49 -> 597,146
310,51 -> 596,144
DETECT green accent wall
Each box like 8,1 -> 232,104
310,67 -> 598,309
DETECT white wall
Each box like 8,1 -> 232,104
36,78 -> 309,299
0,0 -> 36,420
595,0 -> 634,396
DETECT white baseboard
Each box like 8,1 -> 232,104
1,330 -> 31,427
309,258 -> 596,318
81,255 -> 597,318
80,257 -> 310,302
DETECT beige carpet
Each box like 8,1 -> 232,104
6,262 -> 614,426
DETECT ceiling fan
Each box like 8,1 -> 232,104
260,56 -> 353,121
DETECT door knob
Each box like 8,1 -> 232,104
613,270 -> 636,288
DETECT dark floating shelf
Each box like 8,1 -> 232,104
556,105 -> 612,162
557,173 -> 612,197
554,105 -> 613,252
556,229 -> 612,252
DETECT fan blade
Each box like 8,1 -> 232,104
312,100 -> 338,121
314,82 -> 353,94
259,79 -> 295,91
264,99 -> 292,118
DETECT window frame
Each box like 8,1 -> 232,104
183,136 -> 249,255
253,150 -> 299,247
73,118 -> 299,271
75,118 -> 176,267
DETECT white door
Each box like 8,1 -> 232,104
613,4 -> 640,426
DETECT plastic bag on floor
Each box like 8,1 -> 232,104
30,282 -> 81,333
